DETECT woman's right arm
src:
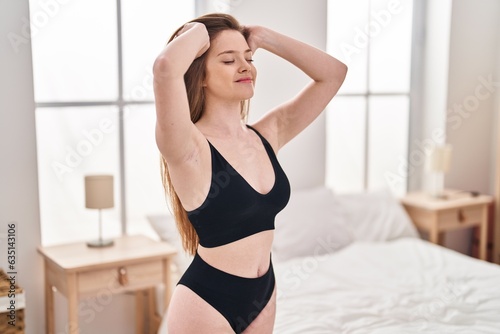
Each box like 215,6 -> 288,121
153,23 -> 209,164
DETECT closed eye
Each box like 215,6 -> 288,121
222,59 -> 253,64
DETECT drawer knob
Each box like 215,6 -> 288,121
118,267 -> 128,286
458,209 -> 466,223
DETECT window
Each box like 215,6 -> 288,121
326,0 -> 414,196
31,0 -> 195,245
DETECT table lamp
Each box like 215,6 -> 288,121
85,175 -> 114,247
427,144 -> 453,199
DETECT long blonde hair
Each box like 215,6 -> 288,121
160,13 -> 250,255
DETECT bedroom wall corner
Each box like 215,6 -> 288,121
0,0 -> 45,332
231,0 -> 328,190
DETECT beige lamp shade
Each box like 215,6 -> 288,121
428,144 -> 453,173
85,175 -> 114,209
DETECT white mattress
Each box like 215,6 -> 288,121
273,238 -> 500,334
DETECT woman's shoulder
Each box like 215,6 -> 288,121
247,120 -> 280,153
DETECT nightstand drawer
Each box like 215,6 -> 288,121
78,260 -> 163,294
438,206 -> 483,230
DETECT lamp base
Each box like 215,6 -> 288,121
86,239 -> 114,248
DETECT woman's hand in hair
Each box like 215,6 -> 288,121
174,22 -> 210,58
244,25 -> 266,54
154,22 -> 210,79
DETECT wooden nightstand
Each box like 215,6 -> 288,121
401,190 -> 493,261
37,234 -> 177,334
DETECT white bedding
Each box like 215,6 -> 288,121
273,238 -> 500,334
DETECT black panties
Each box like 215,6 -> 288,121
178,252 -> 275,333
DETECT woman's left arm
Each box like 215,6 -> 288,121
247,26 -> 347,150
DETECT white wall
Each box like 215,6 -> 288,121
443,0 -> 500,255
416,0 -> 453,193
446,0 -> 500,194
232,0 -> 328,189
493,23 -> 500,264
493,20 -> 500,199
0,0 -> 44,332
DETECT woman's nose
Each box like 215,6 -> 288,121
239,60 -> 251,72
239,66 -> 248,73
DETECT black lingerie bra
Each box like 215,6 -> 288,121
187,125 -> 291,247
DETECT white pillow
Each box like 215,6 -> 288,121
146,214 -> 193,274
335,188 -> 419,242
273,186 -> 354,262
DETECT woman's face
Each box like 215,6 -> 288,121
203,29 -> 257,103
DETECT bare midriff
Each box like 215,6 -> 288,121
197,230 -> 274,278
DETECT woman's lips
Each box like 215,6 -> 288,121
236,78 -> 253,83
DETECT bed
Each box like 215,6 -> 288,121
149,186 -> 500,333
273,238 -> 500,333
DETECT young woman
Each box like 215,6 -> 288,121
153,13 -> 347,334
